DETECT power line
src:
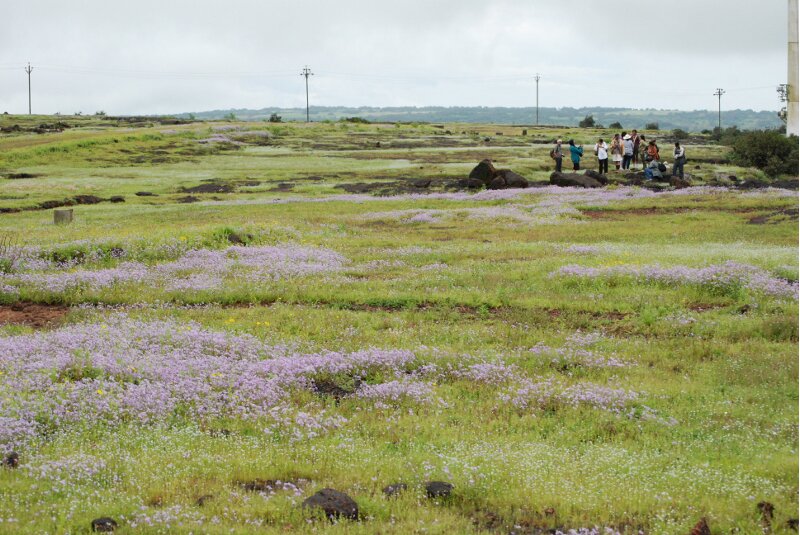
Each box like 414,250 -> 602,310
300,65 -> 313,122
1,62 -> 782,98
27,64 -> 298,79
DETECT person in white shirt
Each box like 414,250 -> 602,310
594,138 -> 609,174
672,142 -> 686,178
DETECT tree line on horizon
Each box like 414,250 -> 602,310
179,106 -> 783,131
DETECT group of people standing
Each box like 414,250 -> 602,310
552,129 -> 686,179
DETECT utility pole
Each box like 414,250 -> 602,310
713,88 -> 725,131
300,65 -> 313,122
25,63 -> 33,115
534,73 -> 541,126
788,0 -> 798,135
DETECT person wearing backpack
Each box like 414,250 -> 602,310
594,138 -> 609,174
552,139 -> 563,173
622,134 -> 634,170
672,142 -> 686,178
646,140 -> 660,162
638,134 -> 649,167
631,130 -> 641,169
568,139 -> 584,170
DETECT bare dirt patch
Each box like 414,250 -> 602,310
265,182 -> 295,192
544,308 -> 629,321
688,303 -> 727,312
0,302 -> 69,328
581,206 -> 776,220
341,149 -> 521,164
181,183 -> 235,194
747,208 -> 799,225
4,172 -> 41,179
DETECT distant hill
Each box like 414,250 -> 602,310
177,106 -> 784,131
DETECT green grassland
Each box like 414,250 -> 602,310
0,115 -> 797,534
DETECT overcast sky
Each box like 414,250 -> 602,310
0,0 -> 791,115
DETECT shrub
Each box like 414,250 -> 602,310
645,122 -> 659,130
730,131 -> 799,177
713,126 -> 741,143
341,117 -> 370,124
609,121 -> 622,129
578,115 -> 595,128
268,113 -> 282,123
671,128 -> 689,139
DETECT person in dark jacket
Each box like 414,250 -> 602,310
568,139 -> 584,170
553,139 -> 563,173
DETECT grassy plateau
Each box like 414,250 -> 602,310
0,115 -> 797,534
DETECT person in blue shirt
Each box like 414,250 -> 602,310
568,139 -> 584,171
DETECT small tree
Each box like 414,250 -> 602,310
223,112 -> 236,121
578,114 -> 595,128
268,113 -> 282,123
609,121 -> 623,129
94,110 -> 106,116
731,131 -> 798,177
645,122 -> 659,130
671,128 -> 689,140
715,126 -> 741,144
187,113 -> 196,121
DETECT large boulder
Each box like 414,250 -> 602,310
463,160 -> 529,190
736,179 -> 769,190
487,176 -> 507,190
640,181 -> 671,192
670,176 -> 691,189
497,169 -> 529,188
772,179 -> 799,190
583,169 -> 608,185
454,178 -> 485,189
468,159 -> 498,185
624,172 -> 646,186
302,488 -> 359,521
549,172 -> 603,188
